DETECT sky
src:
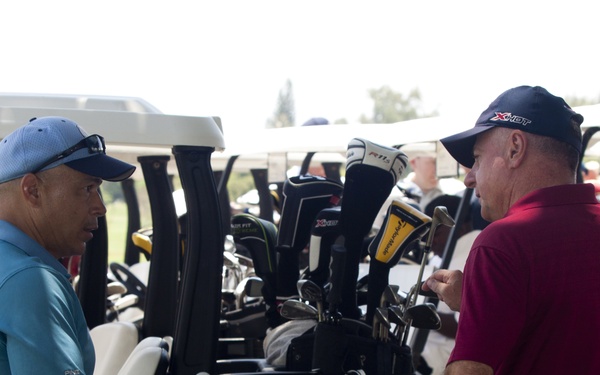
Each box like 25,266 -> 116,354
1,1 -> 599,135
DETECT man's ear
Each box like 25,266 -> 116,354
21,174 -> 41,205
507,130 -> 527,168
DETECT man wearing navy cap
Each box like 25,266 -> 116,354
423,86 -> 600,374
0,117 -> 135,374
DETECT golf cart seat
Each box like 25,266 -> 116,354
117,336 -> 170,375
90,321 -> 139,375
118,347 -> 169,375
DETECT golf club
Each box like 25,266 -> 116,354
275,175 -> 343,301
297,279 -> 324,322
280,299 -> 319,320
405,303 -> 441,330
231,213 -> 279,327
366,199 -> 431,323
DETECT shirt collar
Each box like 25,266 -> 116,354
0,220 -> 71,279
506,183 -> 598,218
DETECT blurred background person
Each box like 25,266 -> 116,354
399,142 -> 464,210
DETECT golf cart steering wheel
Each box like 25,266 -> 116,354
109,262 -> 147,308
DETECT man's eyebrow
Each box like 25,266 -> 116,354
89,177 -> 103,185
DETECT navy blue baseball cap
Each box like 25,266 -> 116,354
0,116 -> 135,183
440,86 -> 584,168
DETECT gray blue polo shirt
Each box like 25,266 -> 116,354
0,220 -> 95,374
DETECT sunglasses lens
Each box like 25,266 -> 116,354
87,135 -> 105,153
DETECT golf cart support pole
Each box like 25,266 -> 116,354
170,145 -> 223,375
138,155 -> 180,340
216,154 -> 239,234
299,152 -> 316,175
121,178 -> 142,266
78,214 -> 109,329
321,161 -> 343,183
251,168 -> 275,223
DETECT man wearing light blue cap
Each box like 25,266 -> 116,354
0,116 -> 135,374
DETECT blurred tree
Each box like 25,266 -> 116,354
227,172 -> 256,202
100,181 -> 124,203
266,79 -> 295,128
359,86 -> 438,123
564,95 -> 600,107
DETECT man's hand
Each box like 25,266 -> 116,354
422,269 -> 463,311
444,360 -> 493,375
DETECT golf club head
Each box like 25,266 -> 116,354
244,276 -> 264,298
424,206 -> 455,250
280,299 -> 319,320
223,250 -> 240,268
406,303 -> 441,330
387,305 -> 407,328
297,279 -> 323,303
380,284 -> 401,308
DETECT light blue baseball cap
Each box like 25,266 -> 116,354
0,116 -> 135,183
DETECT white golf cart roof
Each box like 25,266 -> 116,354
210,115 -> 472,172
0,93 -> 226,178
0,93 -> 225,157
3,92 -> 597,168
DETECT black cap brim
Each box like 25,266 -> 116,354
440,125 -> 494,168
65,154 -> 136,181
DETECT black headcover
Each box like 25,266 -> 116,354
231,213 -> 278,277
231,213 -> 280,327
307,206 -> 342,288
277,175 -> 344,253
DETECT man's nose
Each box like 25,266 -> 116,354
464,169 -> 476,188
93,191 -> 107,217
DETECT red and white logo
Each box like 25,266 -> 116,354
490,112 -> 532,126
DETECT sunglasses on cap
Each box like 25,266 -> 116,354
31,134 -> 106,174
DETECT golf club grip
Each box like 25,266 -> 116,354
365,259 -> 390,324
395,344 -> 415,375
327,243 -> 346,309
